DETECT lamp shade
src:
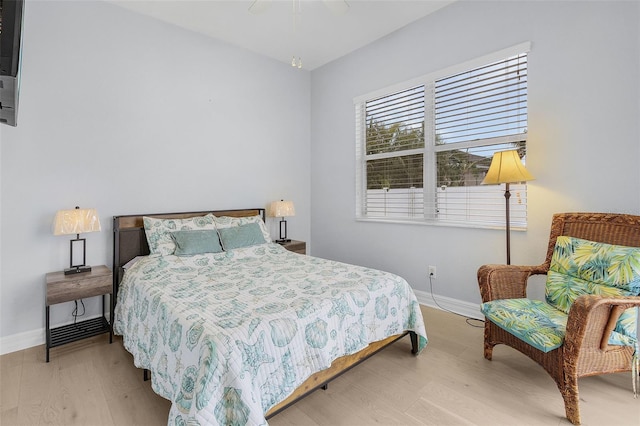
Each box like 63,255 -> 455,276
53,207 -> 101,236
270,200 -> 296,218
481,150 -> 534,185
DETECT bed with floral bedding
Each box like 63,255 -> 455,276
112,209 -> 428,426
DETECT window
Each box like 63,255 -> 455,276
355,43 -> 530,228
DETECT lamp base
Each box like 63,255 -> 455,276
64,265 -> 92,275
275,239 -> 291,244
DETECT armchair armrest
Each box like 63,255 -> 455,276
564,295 -> 640,356
478,264 -> 547,303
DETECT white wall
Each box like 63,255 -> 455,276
0,1 -> 311,353
309,1 -> 640,310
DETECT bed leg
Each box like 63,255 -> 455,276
409,331 -> 418,354
321,384 -> 328,390
143,369 -> 150,381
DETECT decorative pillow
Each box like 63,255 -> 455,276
218,222 -> 267,250
171,229 -> 223,256
213,215 -> 271,243
143,214 -> 217,256
545,235 -> 640,346
546,236 -> 640,314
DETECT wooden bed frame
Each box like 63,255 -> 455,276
112,208 -> 419,419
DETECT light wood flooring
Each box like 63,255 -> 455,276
1,306 -> 639,425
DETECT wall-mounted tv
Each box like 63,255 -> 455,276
1,0 -> 25,126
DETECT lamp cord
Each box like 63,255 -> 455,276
72,299 -> 85,324
428,275 -> 484,328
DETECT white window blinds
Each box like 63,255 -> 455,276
359,86 -> 425,218
435,53 -> 528,145
355,44 -> 530,228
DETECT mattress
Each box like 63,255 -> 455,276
113,243 -> 428,425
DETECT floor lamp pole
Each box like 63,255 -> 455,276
482,149 -> 534,266
504,182 -> 512,265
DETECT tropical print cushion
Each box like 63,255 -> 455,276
481,299 -> 568,353
143,214 -> 217,256
545,236 -> 640,345
481,298 -> 638,351
547,236 -> 640,301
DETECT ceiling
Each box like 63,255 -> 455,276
108,0 -> 456,70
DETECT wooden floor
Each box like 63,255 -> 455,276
1,306 -> 638,425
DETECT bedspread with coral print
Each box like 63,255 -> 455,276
113,243 -> 427,426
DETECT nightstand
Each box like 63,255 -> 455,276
279,240 -> 306,255
45,265 -> 113,362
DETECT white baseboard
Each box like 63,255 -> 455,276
0,313 -> 109,356
0,328 -> 45,356
414,289 -> 483,320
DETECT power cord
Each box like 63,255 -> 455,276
72,299 -> 86,326
428,274 -> 484,328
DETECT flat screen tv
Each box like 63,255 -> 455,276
1,0 -> 25,126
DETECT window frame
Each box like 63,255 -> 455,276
355,42 -> 531,229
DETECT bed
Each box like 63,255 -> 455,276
112,208 -> 428,425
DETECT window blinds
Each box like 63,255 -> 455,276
435,53 -> 528,145
356,45 -> 529,228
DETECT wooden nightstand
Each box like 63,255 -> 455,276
279,240 -> 306,254
45,265 -> 113,362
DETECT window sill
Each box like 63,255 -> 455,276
355,216 -> 527,231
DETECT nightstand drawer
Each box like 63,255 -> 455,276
280,240 -> 306,255
46,266 -> 112,305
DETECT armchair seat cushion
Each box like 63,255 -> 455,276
481,298 -> 567,353
481,298 -> 638,352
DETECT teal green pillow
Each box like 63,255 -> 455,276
218,222 -> 266,250
171,230 -> 223,256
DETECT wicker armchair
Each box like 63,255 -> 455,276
478,212 -> 640,425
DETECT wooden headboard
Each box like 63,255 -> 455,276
112,208 -> 265,300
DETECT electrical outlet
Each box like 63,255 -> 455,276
428,265 -> 436,279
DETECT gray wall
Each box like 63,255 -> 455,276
309,1 -> 640,308
0,1 -> 311,352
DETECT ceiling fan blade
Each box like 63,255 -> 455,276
323,0 -> 350,16
248,0 -> 272,15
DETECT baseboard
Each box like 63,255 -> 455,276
0,313 -> 109,356
0,328 -> 45,356
414,289 -> 483,320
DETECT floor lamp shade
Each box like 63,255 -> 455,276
269,200 -> 295,243
482,150 -> 534,185
53,207 -> 101,274
482,150 -> 534,265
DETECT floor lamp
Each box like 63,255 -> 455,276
482,150 -> 534,265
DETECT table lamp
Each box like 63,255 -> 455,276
53,206 -> 101,274
270,200 -> 295,243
